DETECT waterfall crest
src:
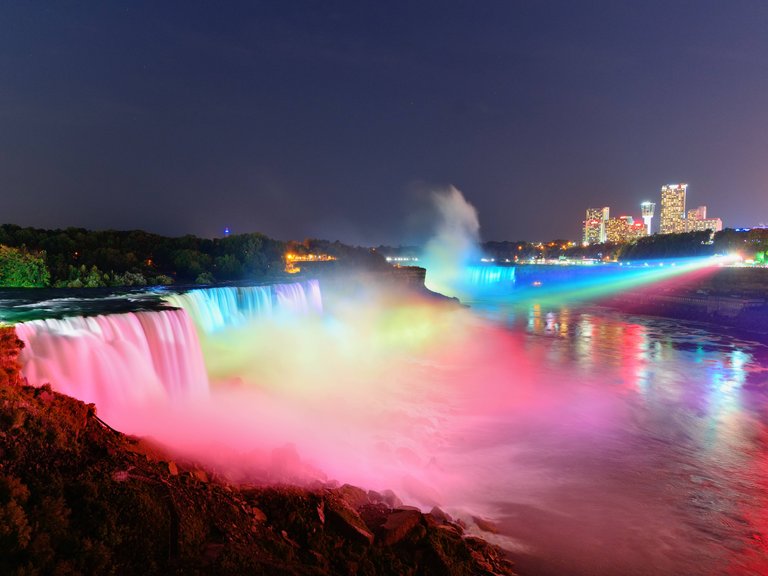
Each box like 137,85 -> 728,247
163,279 -> 323,333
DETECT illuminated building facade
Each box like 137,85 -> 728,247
687,218 -> 723,233
687,206 -> 706,221
606,216 -> 647,243
626,219 -> 647,241
284,252 -> 337,274
686,205 -> 723,232
660,184 -> 687,234
583,207 -> 609,244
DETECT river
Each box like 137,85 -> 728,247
8,280 -> 768,575
463,299 -> 768,576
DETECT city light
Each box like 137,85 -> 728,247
583,184 -> 723,246
385,256 -> 420,263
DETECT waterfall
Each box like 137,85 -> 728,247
274,282 -> 309,314
12,279 -> 324,420
15,308 -> 209,410
163,285 -> 273,333
464,265 -> 516,292
164,280 -> 323,333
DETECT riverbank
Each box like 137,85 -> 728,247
0,327 -> 515,575
602,267 -> 768,338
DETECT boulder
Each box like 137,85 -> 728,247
380,509 -> 423,546
326,496 -> 375,545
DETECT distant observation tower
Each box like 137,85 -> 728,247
641,201 -> 656,236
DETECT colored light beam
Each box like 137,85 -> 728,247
464,255 -> 740,307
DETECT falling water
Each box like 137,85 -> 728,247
163,279 -> 322,333
163,285 -> 273,332
15,309 -> 209,410
464,265 -> 516,292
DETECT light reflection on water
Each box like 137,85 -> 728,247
469,300 -> 768,576
11,285 -> 768,575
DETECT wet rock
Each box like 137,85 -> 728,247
326,496 -> 375,545
358,502 -> 390,533
337,483 -> 370,509
464,536 -> 516,575
251,506 -> 267,522
429,506 -> 452,523
435,523 -> 463,538
380,508 -> 423,545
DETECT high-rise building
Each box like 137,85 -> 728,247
606,216 -> 647,243
686,205 -> 723,233
583,207 -> 609,244
626,219 -> 647,241
660,184 -> 687,234
686,217 -> 723,233
640,201 -> 655,235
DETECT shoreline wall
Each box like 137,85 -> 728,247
604,267 -> 768,335
604,291 -> 768,336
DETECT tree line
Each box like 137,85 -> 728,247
0,225 -> 389,289
3,223 -> 765,289
0,225 -> 287,288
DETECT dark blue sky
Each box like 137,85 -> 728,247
2,1 -> 767,244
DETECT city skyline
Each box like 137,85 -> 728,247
2,2 -> 768,245
583,183 -> 724,246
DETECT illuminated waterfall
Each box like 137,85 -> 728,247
14,280 -> 325,410
465,265 -> 516,289
163,279 -> 323,333
15,309 -> 209,410
163,285 -> 273,333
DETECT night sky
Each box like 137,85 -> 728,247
2,1 -> 767,245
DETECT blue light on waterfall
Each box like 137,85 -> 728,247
163,280 -> 323,333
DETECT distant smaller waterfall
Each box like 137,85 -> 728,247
463,265 -> 516,294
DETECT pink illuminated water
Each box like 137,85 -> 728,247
14,283 -> 768,576
15,309 -> 208,410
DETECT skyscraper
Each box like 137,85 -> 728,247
584,207 -> 609,244
659,184 -> 687,234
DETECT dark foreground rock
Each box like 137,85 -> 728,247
0,328 -> 515,575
